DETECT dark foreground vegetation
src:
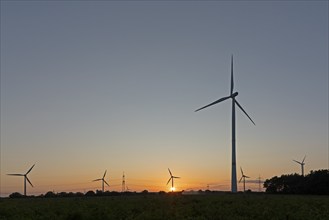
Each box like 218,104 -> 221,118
1,193 -> 329,220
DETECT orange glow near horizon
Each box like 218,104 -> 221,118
1,166 -> 283,196
2,156 -> 309,197
2,176 -> 255,196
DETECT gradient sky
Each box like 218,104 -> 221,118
1,0 -> 328,196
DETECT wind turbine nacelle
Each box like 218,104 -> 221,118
231,92 -> 238,98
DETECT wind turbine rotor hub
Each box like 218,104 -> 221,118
231,92 -> 238,98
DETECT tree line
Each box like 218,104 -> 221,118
8,190 -> 153,198
263,169 -> 329,194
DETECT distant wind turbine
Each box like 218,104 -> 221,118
7,164 -> 35,196
293,155 -> 306,176
93,170 -> 109,192
239,167 -> 250,192
167,168 -> 180,192
195,55 -> 255,193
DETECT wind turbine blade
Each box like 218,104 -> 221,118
26,164 -> 35,175
195,96 -> 231,112
103,170 -> 107,179
104,180 -> 110,186
166,178 -> 172,185
293,160 -> 302,165
245,176 -> 250,178
240,167 -> 244,175
7,174 -> 24,176
239,177 -> 243,183
173,176 -> 180,179
231,55 -> 234,95
26,177 -> 33,187
93,179 -> 102,182
235,100 -> 255,125
302,155 -> 306,163
168,168 -> 172,176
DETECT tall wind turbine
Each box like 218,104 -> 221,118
195,55 -> 255,193
239,167 -> 250,192
293,155 -> 306,176
166,168 -> 180,192
7,164 -> 35,196
93,170 -> 109,192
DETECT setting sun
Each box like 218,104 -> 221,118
170,187 -> 175,192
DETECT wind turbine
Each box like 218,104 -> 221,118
166,168 -> 180,192
93,170 -> 109,192
7,164 -> 35,196
195,55 -> 255,193
239,167 -> 250,192
293,155 -> 306,176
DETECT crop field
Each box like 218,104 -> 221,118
1,193 -> 329,220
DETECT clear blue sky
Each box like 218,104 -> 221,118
1,0 -> 328,196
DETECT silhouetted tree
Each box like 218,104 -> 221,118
85,190 -> 95,197
57,192 -> 68,197
264,174 -> 304,194
304,170 -> 329,194
9,192 -> 23,198
75,192 -> 84,197
141,190 -> 148,194
264,169 -> 329,194
95,190 -> 105,196
45,191 -> 56,198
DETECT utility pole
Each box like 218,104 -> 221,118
258,175 -> 262,192
122,172 -> 126,193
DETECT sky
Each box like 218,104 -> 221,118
0,0 -> 328,197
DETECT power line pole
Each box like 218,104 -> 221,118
122,172 -> 126,193
258,175 -> 262,192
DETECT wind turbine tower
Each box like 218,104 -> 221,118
195,55 -> 255,193
7,164 -> 35,196
293,155 -> 306,176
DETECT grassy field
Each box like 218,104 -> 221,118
1,193 -> 329,220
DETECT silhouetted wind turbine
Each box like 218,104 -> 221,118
239,167 -> 250,192
195,55 -> 255,193
167,168 -> 180,192
93,170 -> 109,192
293,155 -> 306,176
7,164 -> 35,196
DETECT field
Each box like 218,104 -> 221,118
1,193 -> 329,220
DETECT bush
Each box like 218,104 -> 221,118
85,190 -> 95,197
45,191 -> 56,198
9,192 -> 23,198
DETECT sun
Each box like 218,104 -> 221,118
170,187 -> 175,192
